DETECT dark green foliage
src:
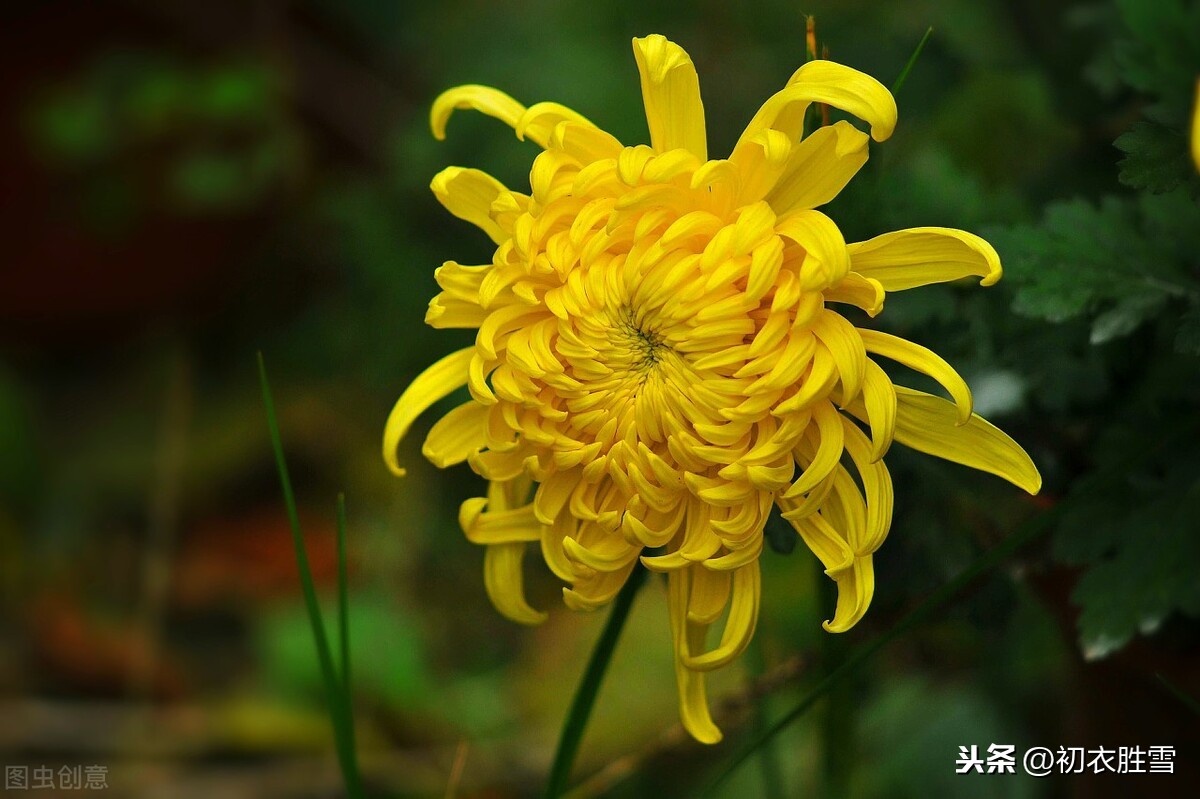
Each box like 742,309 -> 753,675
994,192 -> 1198,342
995,0 -> 1200,658
1052,412 -> 1200,657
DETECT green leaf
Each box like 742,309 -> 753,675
1115,121 -> 1191,193
1052,418 -> 1200,659
994,195 -> 1199,344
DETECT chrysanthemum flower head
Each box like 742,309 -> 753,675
385,34 -> 1040,744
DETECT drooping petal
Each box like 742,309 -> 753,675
859,329 -> 973,423
786,509 -> 853,573
766,120 -> 870,214
823,555 -> 875,633
669,569 -> 722,744
431,85 -> 600,152
683,562 -> 760,671
422,401 -> 490,467
383,347 -> 475,476
484,542 -> 548,625
847,386 -> 1041,494
838,417 -> 894,554
848,228 -> 1002,291
686,566 -> 731,624
859,359 -> 897,461
632,35 -> 708,160
783,400 -> 843,497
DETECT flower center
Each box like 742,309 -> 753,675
616,308 -> 667,370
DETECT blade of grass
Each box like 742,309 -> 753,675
544,565 -> 647,798
892,27 -> 934,95
337,492 -> 352,693
258,353 -> 365,798
700,507 -> 1058,796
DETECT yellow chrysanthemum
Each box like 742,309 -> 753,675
1192,78 -> 1199,171
384,34 -> 1040,743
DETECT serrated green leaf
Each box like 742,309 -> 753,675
996,196 -> 1197,343
1115,121 -> 1191,193
1054,425 -> 1200,659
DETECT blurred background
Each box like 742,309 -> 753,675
1,0 -> 1198,796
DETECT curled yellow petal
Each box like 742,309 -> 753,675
683,562 -> 760,671
732,128 -> 792,205
516,101 -> 595,148
859,359 -> 897,462
736,60 -> 896,152
825,273 -> 885,317
632,35 -> 708,160
422,401 -> 490,468
460,498 -> 541,545
839,417 -> 894,554
431,166 -> 513,244
823,555 -> 875,633
383,348 -> 474,477
859,329 -> 972,424
431,85 -> 526,141
776,209 -> 850,290
784,400 -> 843,497
787,511 -> 853,573
848,227 -> 1002,291
812,310 -> 866,405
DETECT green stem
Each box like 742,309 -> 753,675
544,566 -> 647,798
